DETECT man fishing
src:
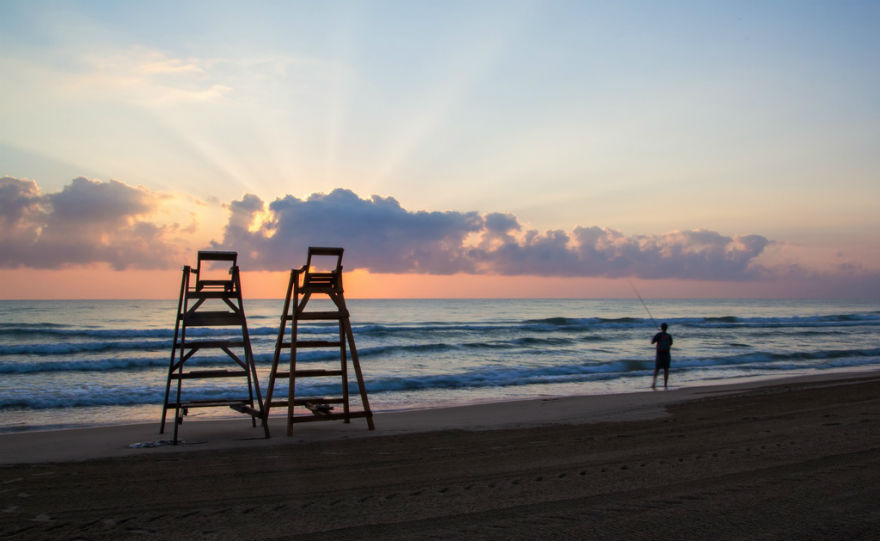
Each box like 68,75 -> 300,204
651,322 -> 673,390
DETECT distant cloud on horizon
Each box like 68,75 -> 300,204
212,188 -> 771,281
0,175 -> 182,269
3,177 -> 876,294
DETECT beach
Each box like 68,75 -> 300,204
1,370 -> 878,540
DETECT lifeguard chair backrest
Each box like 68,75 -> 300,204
303,247 -> 343,291
195,251 -> 238,291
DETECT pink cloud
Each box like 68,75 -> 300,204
212,189 -> 770,280
0,176 -> 182,269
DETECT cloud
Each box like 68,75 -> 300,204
47,177 -> 155,224
53,47 -> 345,108
214,189 -> 483,274
0,176 -> 43,229
73,47 -> 232,105
571,227 -> 770,280
4,181 -> 870,291
0,176 -> 183,270
212,188 -> 771,280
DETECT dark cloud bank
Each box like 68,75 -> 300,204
212,188 -> 770,281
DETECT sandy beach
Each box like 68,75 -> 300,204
1,371 -> 879,540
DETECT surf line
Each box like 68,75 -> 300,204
627,279 -> 658,328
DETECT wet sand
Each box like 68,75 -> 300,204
1,371 -> 879,540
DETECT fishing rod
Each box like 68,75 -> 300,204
627,279 -> 658,328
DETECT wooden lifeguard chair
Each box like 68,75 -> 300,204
160,251 -> 269,443
263,247 -> 374,435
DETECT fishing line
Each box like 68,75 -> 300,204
627,279 -> 657,327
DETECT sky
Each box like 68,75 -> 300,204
1,1 -> 879,299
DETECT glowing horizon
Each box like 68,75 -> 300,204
1,2 -> 879,300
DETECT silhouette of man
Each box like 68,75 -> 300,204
651,322 -> 673,389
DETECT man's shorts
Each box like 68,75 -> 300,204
655,351 -> 671,370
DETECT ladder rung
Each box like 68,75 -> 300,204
197,250 -> 237,261
296,311 -> 347,320
197,279 -> 234,287
301,285 -> 336,294
170,369 -> 248,379
168,399 -> 251,408
295,398 -> 345,405
295,369 -> 344,377
186,291 -> 237,299
183,311 -> 243,326
269,369 -> 344,379
275,341 -> 342,349
175,340 -> 245,349
267,400 -> 290,408
296,340 -> 343,348
290,411 -> 372,423
266,399 -> 345,409
229,404 -> 262,416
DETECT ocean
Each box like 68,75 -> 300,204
1,298 -> 878,432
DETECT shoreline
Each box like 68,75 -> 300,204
1,366 -> 873,437
1,369 -> 877,465
2,369 -> 878,539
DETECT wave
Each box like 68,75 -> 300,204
633,347 -> 880,374
0,324 -> 286,340
692,313 -> 880,329
0,333 -> 289,356
5,346 -> 878,410
357,312 -> 880,335
338,349 -> 880,395
0,339 -> 171,356
523,316 -> 577,325
0,349 -> 344,374
7,341 -> 873,377
0,322 -> 70,329
0,354 -> 235,374
3,313 -> 877,372
361,360 -> 649,393
0,359 -> 648,410
2,311 -> 877,346
0,386 -> 252,410
703,316 -> 739,323
707,347 -> 880,366
0,335 -> 580,374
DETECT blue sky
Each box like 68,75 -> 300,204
1,1 -> 879,298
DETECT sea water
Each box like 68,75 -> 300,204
1,298 -> 878,432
